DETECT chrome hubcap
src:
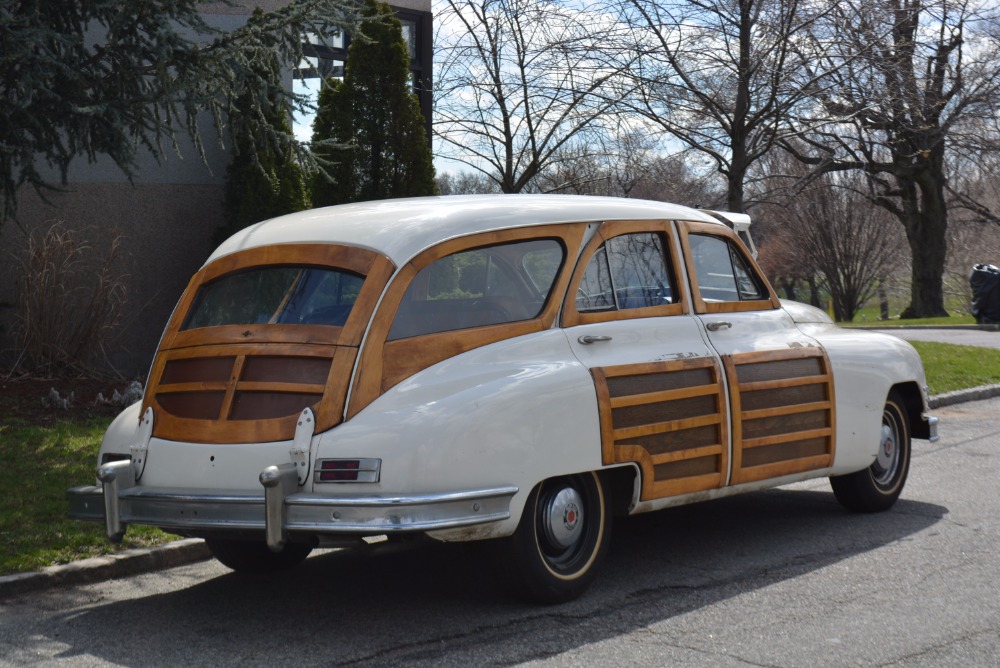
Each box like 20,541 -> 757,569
542,486 -> 584,550
874,411 -> 899,485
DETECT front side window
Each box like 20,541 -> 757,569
689,234 -> 767,302
576,233 -> 675,312
183,266 -> 364,329
388,238 -> 564,340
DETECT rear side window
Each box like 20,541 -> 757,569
182,266 -> 365,329
388,238 -> 564,340
576,233 -> 675,312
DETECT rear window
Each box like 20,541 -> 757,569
182,266 -> 364,329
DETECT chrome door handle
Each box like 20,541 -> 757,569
578,335 -> 613,344
706,321 -> 732,331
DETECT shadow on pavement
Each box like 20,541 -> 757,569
39,488 -> 945,666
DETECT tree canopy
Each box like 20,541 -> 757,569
220,16 -> 310,244
311,0 -> 436,206
0,0 -> 354,223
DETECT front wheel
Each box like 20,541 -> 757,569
831,391 -> 911,512
503,472 -> 611,604
206,538 -> 313,573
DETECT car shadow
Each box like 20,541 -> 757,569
42,488 -> 945,666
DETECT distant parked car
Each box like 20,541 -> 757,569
69,195 -> 938,603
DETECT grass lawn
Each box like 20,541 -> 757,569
0,417 -> 177,576
911,341 -> 1000,394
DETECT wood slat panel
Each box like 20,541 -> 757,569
609,383 -> 720,409
741,400 -> 832,421
739,374 -> 831,393
232,381 -> 327,395
593,357 -> 728,502
613,412 -> 723,441
742,427 -> 834,450
649,444 -> 724,465
725,348 -> 836,485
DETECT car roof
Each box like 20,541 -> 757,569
208,194 -> 727,267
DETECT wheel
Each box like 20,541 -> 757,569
830,391 -> 911,512
503,472 -> 611,604
206,538 -> 312,573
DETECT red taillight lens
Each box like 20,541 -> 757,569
314,458 -> 380,483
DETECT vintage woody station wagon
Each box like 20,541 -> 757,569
69,195 -> 938,603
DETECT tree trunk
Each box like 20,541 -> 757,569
896,160 -> 949,319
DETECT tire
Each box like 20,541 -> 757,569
206,538 -> 313,573
504,472 -> 611,604
831,391 -> 911,512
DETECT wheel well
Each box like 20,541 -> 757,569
891,381 -> 930,440
601,465 -> 639,516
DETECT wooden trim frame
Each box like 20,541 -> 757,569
347,224 -> 588,418
591,357 -> 729,501
724,347 -> 836,485
142,243 -> 395,444
561,220 -> 688,327
675,221 -> 781,315
159,244 -> 394,350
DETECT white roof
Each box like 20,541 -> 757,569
208,194 -> 726,267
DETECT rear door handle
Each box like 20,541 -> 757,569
706,321 -> 732,331
578,335 -> 613,344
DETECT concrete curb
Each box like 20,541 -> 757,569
928,383 -> 1000,409
3,385 -> 999,600
0,538 -> 211,600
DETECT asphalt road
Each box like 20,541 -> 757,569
2,397 -> 998,667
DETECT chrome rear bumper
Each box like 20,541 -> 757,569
68,461 -> 517,550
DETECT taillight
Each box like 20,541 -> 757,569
314,458 -> 381,483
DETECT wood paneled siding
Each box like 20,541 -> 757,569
592,357 -> 729,500
725,348 -> 836,484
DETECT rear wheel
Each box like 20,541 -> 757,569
504,472 -> 611,604
206,538 -> 312,573
831,391 -> 911,512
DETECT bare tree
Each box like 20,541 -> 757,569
433,0 -> 634,192
611,0 -> 834,213
753,147 -> 904,320
791,0 -> 1000,318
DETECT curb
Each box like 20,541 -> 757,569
3,386 -> 999,600
0,538 -> 211,600
928,383 -> 1000,409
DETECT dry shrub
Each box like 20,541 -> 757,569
11,222 -> 127,377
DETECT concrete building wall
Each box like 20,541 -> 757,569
0,0 -> 432,377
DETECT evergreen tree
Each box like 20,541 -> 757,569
220,14 -> 310,242
311,0 -> 437,206
0,0 -> 354,224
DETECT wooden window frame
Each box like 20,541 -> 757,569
561,220 -> 688,327
143,243 -> 395,443
347,224 -> 587,418
676,221 -> 780,315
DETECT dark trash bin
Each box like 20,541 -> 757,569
970,263 -> 1000,324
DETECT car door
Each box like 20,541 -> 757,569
562,221 -> 731,502
676,220 -> 836,486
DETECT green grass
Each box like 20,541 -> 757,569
0,418 -> 177,576
911,341 -> 1000,395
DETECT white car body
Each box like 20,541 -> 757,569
70,194 -> 938,601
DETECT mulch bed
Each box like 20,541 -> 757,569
0,372 -> 140,424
